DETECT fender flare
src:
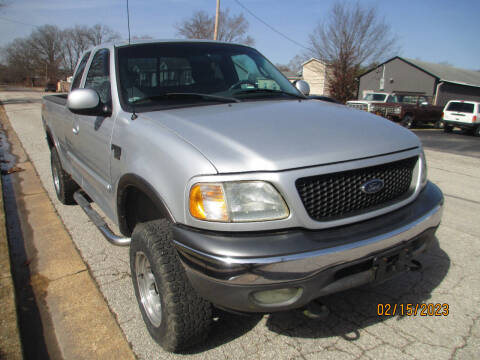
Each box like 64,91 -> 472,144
116,173 -> 175,235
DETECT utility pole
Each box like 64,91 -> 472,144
214,0 -> 220,40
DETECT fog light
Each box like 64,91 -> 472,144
251,287 -> 303,305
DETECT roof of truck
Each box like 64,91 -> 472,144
108,38 -> 253,48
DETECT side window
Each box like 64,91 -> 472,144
386,95 -> 398,103
71,52 -> 91,91
84,49 -> 111,105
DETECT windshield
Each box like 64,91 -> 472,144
363,93 -> 387,101
117,42 -> 302,111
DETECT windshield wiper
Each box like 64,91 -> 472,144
131,92 -> 240,104
233,88 -> 305,99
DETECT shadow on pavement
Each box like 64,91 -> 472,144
182,310 -> 263,354
185,238 -> 449,353
266,238 -> 449,340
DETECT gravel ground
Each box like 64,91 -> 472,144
1,90 -> 479,360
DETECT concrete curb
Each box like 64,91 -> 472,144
0,102 -> 135,359
0,149 -> 23,359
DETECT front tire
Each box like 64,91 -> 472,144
434,120 -> 444,129
401,114 -> 415,129
50,148 -> 78,205
130,219 -> 212,352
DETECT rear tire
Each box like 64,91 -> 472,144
50,148 -> 78,205
130,219 -> 212,352
474,126 -> 480,137
443,124 -> 453,133
401,114 -> 414,129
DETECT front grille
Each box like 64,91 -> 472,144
347,103 -> 368,111
296,156 -> 418,221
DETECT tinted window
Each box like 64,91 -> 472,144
363,93 -> 386,101
71,52 -> 91,90
84,49 -> 111,105
386,95 -> 398,103
446,102 -> 474,113
117,43 -> 301,110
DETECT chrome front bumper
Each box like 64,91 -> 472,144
173,182 -> 443,312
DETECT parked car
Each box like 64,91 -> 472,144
44,82 -> 56,92
41,40 -> 443,352
442,100 -> 480,136
346,92 -> 391,111
368,93 -> 444,129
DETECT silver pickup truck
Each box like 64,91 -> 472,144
42,40 -> 443,352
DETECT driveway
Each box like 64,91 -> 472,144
1,90 -> 479,359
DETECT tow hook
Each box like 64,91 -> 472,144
302,300 -> 330,320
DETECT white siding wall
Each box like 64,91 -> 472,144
302,60 -> 329,96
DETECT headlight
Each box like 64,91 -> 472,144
370,104 -> 378,112
189,181 -> 289,222
393,106 -> 402,114
420,150 -> 428,188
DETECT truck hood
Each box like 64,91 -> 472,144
142,100 -> 420,173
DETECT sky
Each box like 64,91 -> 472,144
0,0 -> 479,70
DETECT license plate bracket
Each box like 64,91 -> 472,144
372,246 -> 413,282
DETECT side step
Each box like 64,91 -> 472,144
73,191 -> 131,246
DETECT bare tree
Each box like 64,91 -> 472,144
3,23 -> 121,84
4,38 -> 39,85
85,24 -> 121,46
62,25 -> 91,73
61,24 -> 121,74
288,54 -> 309,75
175,8 -> 254,45
307,1 -> 397,102
27,25 -> 65,83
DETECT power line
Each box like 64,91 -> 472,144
0,16 -> 39,28
232,0 -> 311,51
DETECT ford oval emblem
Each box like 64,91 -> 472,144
361,179 -> 384,194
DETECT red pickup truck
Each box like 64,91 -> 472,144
368,93 -> 443,129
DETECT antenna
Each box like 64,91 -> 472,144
126,0 -> 131,44
126,0 -> 137,119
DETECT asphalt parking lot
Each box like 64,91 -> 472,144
1,90 -> 479,360
412,128 -> 479,159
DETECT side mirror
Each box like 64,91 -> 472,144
67,89 -> 110,116
295,80 -> 310,96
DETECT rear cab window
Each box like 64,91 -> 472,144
446,102 -> 475,113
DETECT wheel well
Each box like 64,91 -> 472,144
117,176 -> 173,236
46,130 -> 54,149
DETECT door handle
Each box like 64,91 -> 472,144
72,124 -> 79,135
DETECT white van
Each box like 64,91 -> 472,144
442,100 -> 480,136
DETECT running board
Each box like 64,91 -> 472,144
73,191 -> 131,246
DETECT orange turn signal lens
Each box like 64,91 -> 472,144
189,183 -> 229,222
